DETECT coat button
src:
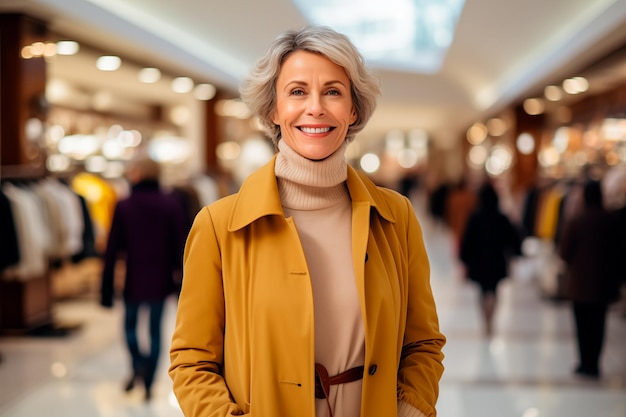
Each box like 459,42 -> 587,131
368,364 -> 377,375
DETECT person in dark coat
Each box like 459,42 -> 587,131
613,200 -> 626,318
101,156 -> 187,400
459,181 -> 522,336
558,179 -> 623,379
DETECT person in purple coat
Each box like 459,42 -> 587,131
101,156 -> 187,400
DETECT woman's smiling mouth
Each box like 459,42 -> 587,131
298,126 -> 333,134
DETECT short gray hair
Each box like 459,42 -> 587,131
239,25 -> 381,147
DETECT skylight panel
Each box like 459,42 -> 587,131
292,0 -> 466,73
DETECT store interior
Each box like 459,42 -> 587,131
1,2 -> 626,416
0,0 -> 625,335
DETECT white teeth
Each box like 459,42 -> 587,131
300,127 -> 330,134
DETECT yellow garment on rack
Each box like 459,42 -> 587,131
536,187 -> 563,240
71,173 -> 118,252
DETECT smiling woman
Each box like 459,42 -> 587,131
169,25 -> 446,417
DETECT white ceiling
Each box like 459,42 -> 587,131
4,0 -> 626,149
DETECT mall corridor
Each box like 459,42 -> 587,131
0,191 -> 624,417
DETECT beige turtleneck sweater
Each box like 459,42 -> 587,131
275,140 -> 365,417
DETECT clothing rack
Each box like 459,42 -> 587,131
1,165 -> 82,337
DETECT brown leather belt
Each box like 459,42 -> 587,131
314,362 -> 364,417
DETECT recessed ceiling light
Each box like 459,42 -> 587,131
56,41 -> 80,56
96,56 -> 121,71
194,83 -> 217,100
562,77 -> 589,94
138,67 -> 161,83
171,77 -> 194,93
523,98 -> 545,115
544,85 -> 562,101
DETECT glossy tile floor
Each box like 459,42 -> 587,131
1,195 -> 625,417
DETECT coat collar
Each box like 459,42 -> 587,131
228,154 -> 396,232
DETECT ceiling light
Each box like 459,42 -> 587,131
30,42 -> 46,56
523,98 -> 544,115
562,76 -> 588,94
544,85 -> 562,101
194,83 -> 217,100
43,43 -> 57,57
21,46 -> 33,59
572,77 -> 589,93
171,77 -> 194,93
516,133 -> 535,155
96,56 -> 121,71
56,41 -> 80,55
466,122 -> 488,145
138,67 -> 161,83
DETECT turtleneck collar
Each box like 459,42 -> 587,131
275,140 -> 349,210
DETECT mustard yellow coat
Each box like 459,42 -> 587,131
169,156 -> 446,417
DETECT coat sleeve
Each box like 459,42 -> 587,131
169,207 -> 246,417
397,197 -> 446,417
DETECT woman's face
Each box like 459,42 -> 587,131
272,50 -> 356,160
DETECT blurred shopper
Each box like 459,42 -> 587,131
445,179 -> 477,253
558,179 -> 623,379
614,197 -> 626,318
429,182 -> 450,226
101,156 -> 187,400
460,182 -> 522,337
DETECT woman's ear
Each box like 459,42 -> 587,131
350,108 -> 357,125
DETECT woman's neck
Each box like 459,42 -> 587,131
274,140 -> 349,210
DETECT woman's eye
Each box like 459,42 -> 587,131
326,89 -> 341,96
290,89 -> 305,96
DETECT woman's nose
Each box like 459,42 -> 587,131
306,95 -> 325,117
